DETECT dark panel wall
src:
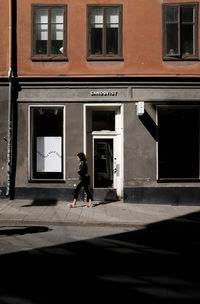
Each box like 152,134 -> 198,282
0,85 -> 8,193
66,103 -> 83,187
124,102 -> 156,186
15,103 -> 28,186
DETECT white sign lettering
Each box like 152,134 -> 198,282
90,91 -> 118,97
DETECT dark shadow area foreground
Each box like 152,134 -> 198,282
1,211 -> 200,304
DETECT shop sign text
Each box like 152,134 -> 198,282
90,91 -> 118,97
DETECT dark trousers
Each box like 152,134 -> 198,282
74,179 -> 92,200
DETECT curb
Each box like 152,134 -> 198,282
0,218 -> 146,228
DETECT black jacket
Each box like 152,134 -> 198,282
78,161 -> 88,180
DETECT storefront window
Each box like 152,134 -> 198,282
30,106 -> 64,180
158,108 -> 199,180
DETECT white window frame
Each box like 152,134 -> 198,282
28,105 -> 66,182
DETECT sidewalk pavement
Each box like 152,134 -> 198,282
0,198 -> 200,227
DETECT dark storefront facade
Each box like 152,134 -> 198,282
8,78 -> 200,204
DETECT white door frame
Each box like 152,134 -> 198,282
92,133 -> 121,197
83,104 -> 124,199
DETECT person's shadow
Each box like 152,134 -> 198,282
0,226 -> 50,236
21,199 -> 57,207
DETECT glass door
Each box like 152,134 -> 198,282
94,138 -> 113,188
93,135 -> 121,196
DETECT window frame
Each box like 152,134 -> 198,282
31,4 -> 68,61
162,2 -> 199,60
28,105 -> 66,182
87,4 -> 123,61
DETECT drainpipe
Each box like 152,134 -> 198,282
6,68 -> 13,198
6,0 -> 13,198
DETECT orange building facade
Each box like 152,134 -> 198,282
1,0 -> 200,203
14,0 -> 200,77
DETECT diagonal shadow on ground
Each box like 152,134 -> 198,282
0,210 -> 200,304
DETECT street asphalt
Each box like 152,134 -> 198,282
0,198 -> 200,227
1,198 -> 200,304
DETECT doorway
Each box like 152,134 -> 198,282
84,105 -> 123,200
94,138 -> 113,188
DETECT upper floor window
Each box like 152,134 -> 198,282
32,5 -> 67,60
87,5 -> 123,60
163,3 -> 198,60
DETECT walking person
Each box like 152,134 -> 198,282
68,152 -> 93,208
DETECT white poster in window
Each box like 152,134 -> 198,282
37,137 -> 62,172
